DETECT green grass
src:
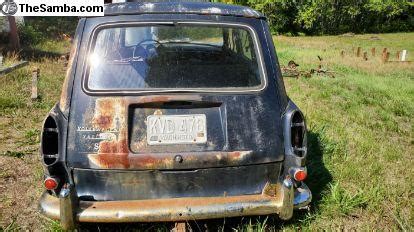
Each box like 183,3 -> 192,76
0,42 -> 67,231
278,32 -> 413,230
33,40 -> 71,55
0,33 -> 413,231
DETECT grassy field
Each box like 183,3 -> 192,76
0,33 -> 413,231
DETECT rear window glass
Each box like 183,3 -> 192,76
87,24 -> 263,91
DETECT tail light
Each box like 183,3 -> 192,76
44,177 -> 59,190
292,168 -> 307,181
284,104 -> 308,184
41,116 -> 58,165
290,111 -> 306,157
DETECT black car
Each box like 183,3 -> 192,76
39,0 -> 311,229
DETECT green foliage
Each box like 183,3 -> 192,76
252,0 -> 301,34
218,0 -> 414,35
24,129 -> 40,145
24,17 -> 78,38
295,0 -> 414,35
18,24 -> 44,45
323,183 -> 369,216
1,151 -> 25,158
18,17 -> 78,47
14,2 -> 414,41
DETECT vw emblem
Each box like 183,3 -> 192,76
0,0 -> 18,16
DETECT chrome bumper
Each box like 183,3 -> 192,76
39,180 -> 311,229
294,183 -> 312,209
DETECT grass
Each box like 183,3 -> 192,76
0,48 -> 67,231
277,32 -> 413,230
0,33 -> 413,231
33,40 -> 71,55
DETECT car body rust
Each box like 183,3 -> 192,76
86,95 -> 238,169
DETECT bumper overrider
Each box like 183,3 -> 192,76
39,178 -> 311,230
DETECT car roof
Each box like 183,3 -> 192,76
103,1 -> 264,19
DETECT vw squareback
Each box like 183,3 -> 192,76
39,1 -> 311,229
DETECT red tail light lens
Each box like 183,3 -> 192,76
44,177 -> 59,190
293,169 -> 307,181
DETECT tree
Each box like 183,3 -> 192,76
7,16 -> 20,51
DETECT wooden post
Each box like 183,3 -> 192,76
401,50 -> 407,61
382,48 -> 388,62
396,51 -> 401,60
340,50 -> 345,58
363,52 -> 368,61
356,47 -> 361,57
31,68 -> 39,100
371,48 -> 376,57
382,52 -> 390,63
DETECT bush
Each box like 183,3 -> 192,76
18,24 -> 44,46
294,0 -> 414,35
253,0 -> 301,35
216,0 -> 414,35
23,17 -> 78,39
17,17 -> 78,47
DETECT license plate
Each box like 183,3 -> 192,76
147,114 -> 207,145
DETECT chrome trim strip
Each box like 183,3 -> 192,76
81,21 -> 268,95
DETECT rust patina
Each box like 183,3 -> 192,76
85,96 -> 255,169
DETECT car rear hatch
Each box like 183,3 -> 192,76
66,16 -> 288,200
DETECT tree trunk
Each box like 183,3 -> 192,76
8,16 -> 20,51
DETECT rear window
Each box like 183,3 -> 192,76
86,23 -> 264,91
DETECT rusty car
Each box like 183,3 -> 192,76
38,0 -> 311,229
